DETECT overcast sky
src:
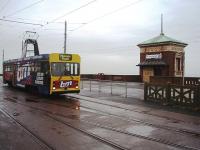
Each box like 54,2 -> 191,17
0,0 -> 200,76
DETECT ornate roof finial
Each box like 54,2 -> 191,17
160,13 -> 164,35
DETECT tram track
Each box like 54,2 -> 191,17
45,114 -> 199,150
0,107 -> 55,150
31,94 -> 200,138
4,93 -> 200,138
1,97 -> 129,150
2,96 -> 200,150
66,95 -> 194,123
66,95 -> 200,137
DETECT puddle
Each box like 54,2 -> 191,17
4,97 -> 17,103
25,98 -> 39,103
80,114 -> 92,119
12,96 -> 18,99
13,112 -> 20,116
66,114 -> 80,120
126,125 -> 155,136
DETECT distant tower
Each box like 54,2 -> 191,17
137,14 -> 188,82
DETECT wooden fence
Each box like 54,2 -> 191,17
144,82 -> 200,109
150,76 -> 200,85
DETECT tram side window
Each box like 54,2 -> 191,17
5,65 -> 13,72
41,61 -> 49,74
35,62 -> 41,72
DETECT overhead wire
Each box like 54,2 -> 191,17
7,16 -> 46,23
3,0 -> 96,28
71,0 -> 144,32
0,18 -> 43,26
33,0 -> 97,32
47,0 -> 98,24
4,0 -> 45,18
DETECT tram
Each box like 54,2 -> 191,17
3,53 -> 81,95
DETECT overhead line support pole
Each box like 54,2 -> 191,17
64,20 -> 67,54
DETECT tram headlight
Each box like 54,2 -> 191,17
53,87 -> 56,90
75,86 -> 79,89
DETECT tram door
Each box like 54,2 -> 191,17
142,68 -> 154,82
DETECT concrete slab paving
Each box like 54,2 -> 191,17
1,77 -> 200,150
0,108 -> 46,150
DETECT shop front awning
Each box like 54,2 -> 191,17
137,59 -> 167,67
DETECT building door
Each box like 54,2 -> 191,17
154,67 -> 162,76
143,68 -> 154,82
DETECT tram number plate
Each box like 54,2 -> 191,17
60,81 -> 72,88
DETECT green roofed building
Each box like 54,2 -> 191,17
137,32 -> 187,82
138,33 -> 187,47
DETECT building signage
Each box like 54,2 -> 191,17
146,53 -> 162,59
59,54 -> 72,61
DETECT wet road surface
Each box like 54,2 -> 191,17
0,78 -> 200,150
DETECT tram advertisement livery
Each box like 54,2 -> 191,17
3,53 -> 81,95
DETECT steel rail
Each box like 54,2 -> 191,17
0,108 -> 55,150
2,97 -> 129,150
66,95 -> 200,137
2,96 -> 200,150
5,94 -> 200,138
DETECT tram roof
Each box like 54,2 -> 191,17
3,54 -> 49,63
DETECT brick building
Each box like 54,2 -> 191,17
137,32 -> 187,82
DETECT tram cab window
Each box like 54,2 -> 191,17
51,62 -> 80,76
65,63 -> 71,75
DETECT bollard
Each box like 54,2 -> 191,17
81,79 -> 83,89
89,79 -> 92,92
111,80 -> 113,95
125,82 -> 127,98
98,80 -> 101,93
144,82 -> 147,101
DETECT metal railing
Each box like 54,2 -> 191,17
80,78 -> 144,99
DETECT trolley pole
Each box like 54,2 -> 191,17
64,20 -> 67,54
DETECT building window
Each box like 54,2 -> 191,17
176,58 -> 181,71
